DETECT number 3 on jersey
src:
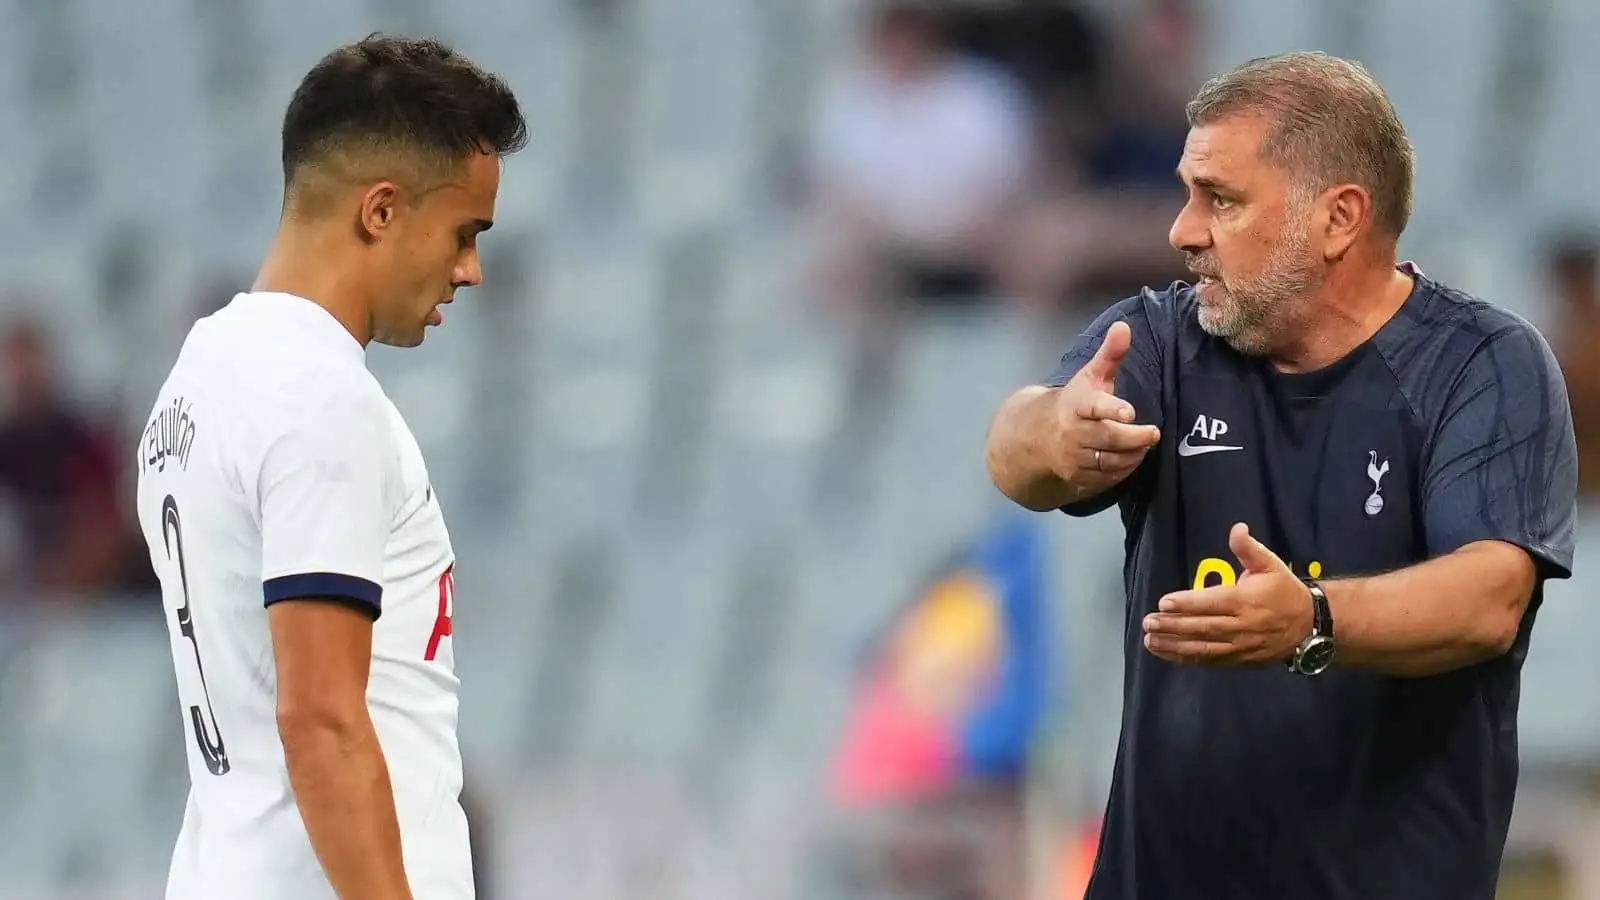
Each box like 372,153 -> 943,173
161,496 -> 232,776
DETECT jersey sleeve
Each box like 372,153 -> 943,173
1043,291 -> 1168,516
255,380 -> 393,618
1422,324 -> 1578,579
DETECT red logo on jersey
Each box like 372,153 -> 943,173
425,566 -> 455,662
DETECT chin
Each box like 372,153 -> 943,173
373,330 -> 427,349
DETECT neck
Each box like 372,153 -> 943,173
1269,245 -> 1412,374
253,219 -> 373,346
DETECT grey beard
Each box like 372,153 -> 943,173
1198,242 -> 1321,356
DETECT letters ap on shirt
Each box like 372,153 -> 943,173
1178,414 -> 1244,455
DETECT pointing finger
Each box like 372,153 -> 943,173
1082,321 -> 1132,388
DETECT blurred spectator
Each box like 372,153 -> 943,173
1086,0 -> 1197,191
807,0 -> 1033,317
947,0 -> 1109,189
991,0 -> 1196,319
1549,232 -> 1600,504
0,318 -> 138,600
806,0 -> 1033,508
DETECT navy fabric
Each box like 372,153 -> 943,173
263,572 -> 382,621
1044,266 -> 1578,900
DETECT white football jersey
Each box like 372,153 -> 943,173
135,291 -> 470,900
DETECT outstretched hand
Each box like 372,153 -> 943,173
1053,322 -> 1162,487
1141,523 -> 1314,667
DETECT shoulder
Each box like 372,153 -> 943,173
1089,280 -> 1198,329
1412,275 -> 1548,352
1081,280 -> 1200,360
268,367 -> 390,444
190,302 -> 381,409
1143,279 -> 1201,322
220,347 -> 392,478
1379,270 -> 1564,421
1046,281 -> 1195,387
1112,280 -> 1201,359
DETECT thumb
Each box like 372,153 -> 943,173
1229,522 -> 1284,574
1082,321 -> 1132,388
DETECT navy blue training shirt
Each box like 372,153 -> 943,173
1046,264 -> 1578,900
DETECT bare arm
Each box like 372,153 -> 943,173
1145,322 -> 1576,676
1325,540 -> 1537,677
986,321 -> 1161,511
271,600 -> 412,900
1145,527 -> 1545,678
986,385 -> 1101,510
1324,326 -> 1574,676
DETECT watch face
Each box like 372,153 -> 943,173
1298,638 -> 1336,675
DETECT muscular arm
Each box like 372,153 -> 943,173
987,385 -> 1103,511
272,599 -> 412,900
1146,321 -> 1577,675
1344,323 -> 1579,675
1324,540 -> 1536,677
255,375 -> 408,898
1322,325 -> 1574,677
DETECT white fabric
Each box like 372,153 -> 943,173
811,57 -> 1031,252
135,291 -> 469,900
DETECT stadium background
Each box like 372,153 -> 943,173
1,0 -> 1599,897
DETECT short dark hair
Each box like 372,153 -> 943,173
281,33 -> 528,208
1186,51 -> 1414,237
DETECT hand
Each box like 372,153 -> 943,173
1141,523 -> 1315,667
1053,321 -> 1162,489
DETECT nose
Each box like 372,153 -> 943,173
452,248 -> 484,290
1168,196 -> 1211,255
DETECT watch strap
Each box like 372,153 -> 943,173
1303,579 -> 1333,638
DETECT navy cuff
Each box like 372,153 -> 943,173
263,572 -> 382,620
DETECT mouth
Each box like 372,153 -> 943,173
427,297 -> 452,327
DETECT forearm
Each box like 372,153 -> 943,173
1325,541 -> 1534,677
986,386 -> 1091,511
281,713 -> 413,900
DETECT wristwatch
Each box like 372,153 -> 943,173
1287,578 -> 1336,676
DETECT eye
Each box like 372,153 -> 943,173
1211,194 -> 1235,211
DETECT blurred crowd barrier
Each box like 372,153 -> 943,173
2,0 -> 1600,898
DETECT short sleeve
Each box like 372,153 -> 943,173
256,382 -> 392,618
1423,325 -> 1578,579
1044,292 -> 1167,516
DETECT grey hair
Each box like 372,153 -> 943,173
1186,51 -> 1415,236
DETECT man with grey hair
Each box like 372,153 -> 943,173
985,51 -> 1577,898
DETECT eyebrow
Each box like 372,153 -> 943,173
1177,169 -> 1233,193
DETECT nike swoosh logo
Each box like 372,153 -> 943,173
1177,437 -> 1244,457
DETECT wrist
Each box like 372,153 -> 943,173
1295,579 -> 1317,643
1286,578 -> 1336,675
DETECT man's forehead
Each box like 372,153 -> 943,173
1178,114 -> 1272,182
427,153 -> 499,213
